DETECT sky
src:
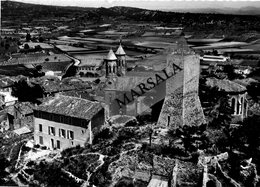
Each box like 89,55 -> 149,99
13,0 -> 260,10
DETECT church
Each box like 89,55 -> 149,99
103,37 -> 206,129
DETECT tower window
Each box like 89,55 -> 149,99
231,98 -> 236,115
112,66 -> 114,73
237,98 -> 241,115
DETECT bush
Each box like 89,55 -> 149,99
26,161 -> 35,167
112,128 -> 136,146
22,145 -> 31,152
61,145 -> 84,158
42,146 -> 47,150
93,127 -> 113,144
33,161 -> 81,187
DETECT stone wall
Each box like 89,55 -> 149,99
157,39 -> 205,129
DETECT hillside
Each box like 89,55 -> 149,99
2,1 -> 260,24
164,6 -> 260,15
1,1 -> 260,41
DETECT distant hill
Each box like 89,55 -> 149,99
164,6 -> 260,15
1,0 -> 260,35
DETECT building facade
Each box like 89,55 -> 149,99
33,95 -> 104,150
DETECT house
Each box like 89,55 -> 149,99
0,91 -> 18,107
0,110 -> 13,132
33,94 -> 104,150
0,76 -> 15,93
30,76 -> 91,97
13,102 -> 34,130
0,76 -> 17,107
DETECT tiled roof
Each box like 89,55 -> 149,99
135,53 -> 167,67
36,95 -> 103,120
115,44 -> 126,56
106,49 -> 117,61
114,76 -> 149,91
9,54 -> 72,65
31,77 -> 91,93
14,102 -> 34,115
233,78 -> 257,87
206,78 -> 247,93
13,126 -> 31,135
105,71 -> 167,91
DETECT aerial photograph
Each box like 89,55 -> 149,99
1,0 -> 260,186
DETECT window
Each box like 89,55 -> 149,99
113,66 -> 116,73
48,126 -> 55,136
39,136 -> 43,145
39,124 -> 42,132
240,97 -> 243,114
57,140 -> 61,149
67,130 -> 74,140
81,130 -> 85,134
51,139 -> 54,149
59,129 -> 66,138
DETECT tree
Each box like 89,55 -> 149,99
26,33 -> 31,42
199,78 -> 236,153
246,82 -> 260,102
35,65 -> 42,72
24,43 -> 30,50
33,161 -> 81,187
38,36 -> 44,43
4,43 -> 10,50
167,124 -> 208,155
12,78 -> 44,103
62,65 -> 78,79
0,154 -> 10,185
238,115 -> 260,156
223,64 -> 237,80
34,45 -> 42,51
114,177 -> 134,187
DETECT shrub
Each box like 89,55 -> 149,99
42,146 -> 47,150
93,127 -> 113,144
22,145 -> 31,152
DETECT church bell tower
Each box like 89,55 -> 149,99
115,44 -> 126,76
